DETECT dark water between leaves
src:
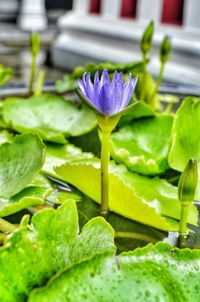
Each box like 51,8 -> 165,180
5,179 -> 200,253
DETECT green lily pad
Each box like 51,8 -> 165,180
2,94 -> 97,143
118,101 -> 156,127
42,142 -> 94,179
47,190 -> 81,204
55,159 -> 198,231
0,200 -> 115,301
28,242 -> 200,302
0,133 -> 45,198
0,174 -> 52,217
0,187 -> 50,217
168,97 -> 200,201
111,114 -> 173,175
169,97 -> 200,172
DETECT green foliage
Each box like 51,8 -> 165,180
0,133 -> 50,216
42,142 -> 94,179
55,61 -> 145,94
160,35 -> 172,64
110,114 -> 173,175
55,159 -> 198,231
2,94 -> 97,143
118,101 -> 155,127
29,32 -> 40,57
0,19 -> 199,302
0,183 -> 50,217
140,20 -> 154,55
28,242 -> 200,302
76,194 -> 166,251
135,73 -> 160,109
0,133 -> 45,198
169,97 -> 200,172
178,158 -> 198,202
0,201 -> 115,301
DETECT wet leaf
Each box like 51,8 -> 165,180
169,97 -> 200,171
118,101 -> 155,127
111,114 -> 173,175
0,133 -> 45,198
28,242 -> 200,302
42,142 -> 93,179
2,94 -> 97,143
55,159 -> 198,231
168,97 -> 200,200
0,200 -> 115,302
0,174 -> 52,217
47,190 -> 81,205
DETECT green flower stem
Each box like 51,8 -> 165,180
179,201 -> 191,234
34,70 -> 45,96
151,62 -> 165,101
100,129 -> 111,218
115,231 -> 157,243
140,53 -> 148,100
29,54 -> 37,95
0,217 -> 16,233
97,115 -> 120,219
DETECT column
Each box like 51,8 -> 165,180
183,0 -> 200,29
18,0 -> 47,31
101,0 -> 121,19
137,0 -> 163,24
73,0 -> 90,15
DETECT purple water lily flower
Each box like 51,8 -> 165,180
77,69 -> 138,116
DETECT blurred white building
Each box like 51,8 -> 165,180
52,0 -> 200,86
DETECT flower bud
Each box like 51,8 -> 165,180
178,158 -> 198,202
30,32 -> 40,57
140,21 -> 154,55
160,35 -> 172,64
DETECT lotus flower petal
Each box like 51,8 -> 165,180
77,69 -> 138,116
